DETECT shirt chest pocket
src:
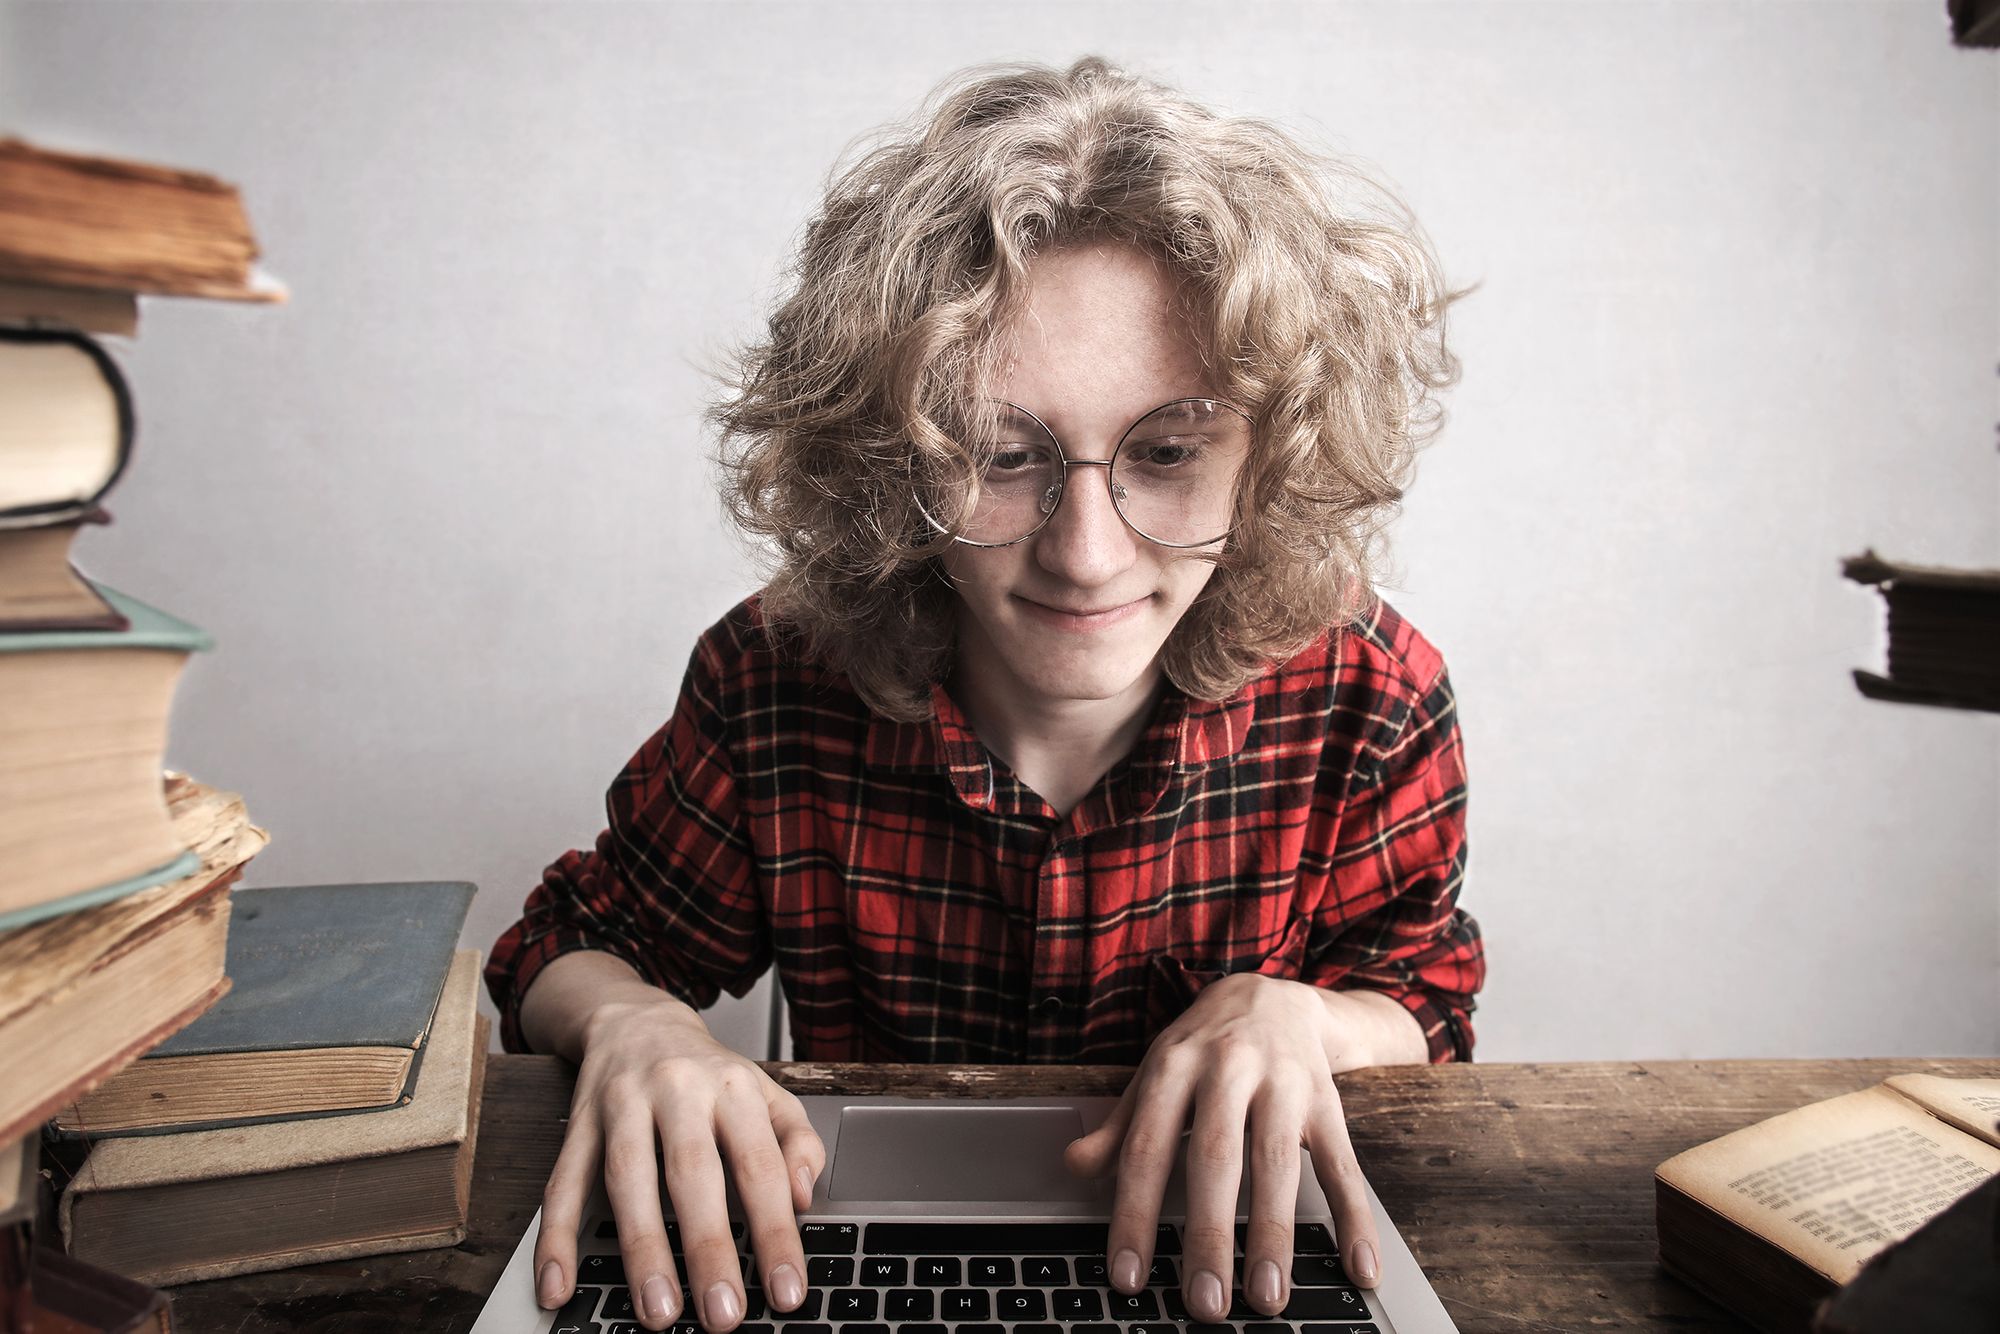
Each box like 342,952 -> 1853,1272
1143,915 -> 1311,1040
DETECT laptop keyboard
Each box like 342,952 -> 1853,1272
551,1218 -> 1383,1334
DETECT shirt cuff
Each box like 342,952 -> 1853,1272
1372,987 -> 1476,1063
484,919 -> 695,1055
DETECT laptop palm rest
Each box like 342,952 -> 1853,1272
827,1105 -> 1102,1203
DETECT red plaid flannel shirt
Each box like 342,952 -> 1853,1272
486,595 -> 1482,1064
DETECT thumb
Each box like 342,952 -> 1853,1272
1064,1088 -> 1137,1179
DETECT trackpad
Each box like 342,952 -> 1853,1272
828,1106 -> 1098,1202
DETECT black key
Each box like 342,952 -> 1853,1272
957,1324 -> 1006,1334
604,1289 -> 636,1320
1148,1256 -> 1178,1287
556,1287 -> 604,1325
549,1321 -> 598,1334
1247,1325 -> 1295,1334
898,1326 -> 948,1334
800,1223 -> 858,1255
860,1257 -> 906,1286
1282,1287 -> 1371,1320
1189,1325 -> 1237,1334
938,1289 -> 992,1320
842,1325 -> 890,1334
669,1321 -> 701,1334
968,1257 -> 1014,1286
606,1324 -> 645,1334
807,1257 -> 852,1286
595,1220 -> 620,1240
1156,1224 -> 1182,1255
1301,1325 -> 1379,1334
825,1288 -> 876,1320
741,1290 -> 766,1320
863,1222 -> 1109,1255
773,1291 -> 823,1321
1162,1289 -> 1188,1321
1122,1324 -> 1179,1334
913,1256 -> 961,1286
1074,1255 -> 1108,1286
579,1254 -> 627,1286
884,1289 -> 934,1321
1050,1288 -> 1104,1320
735,1327 -> 773,1334
774,1325 -> 831,1334
1294,1224 -> 1337,1254
1015,1325 -> 1063,1334
1292,1255 -> 1348,1286
1021,1256 -> 1069,1286
995,1290 -> 1048,1321
1104,1289 -> 1160,1320
1071,1325 -> 1120,1334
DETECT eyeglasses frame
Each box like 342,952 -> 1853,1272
936,395 -> 1256,550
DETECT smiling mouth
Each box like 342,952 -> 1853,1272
1017,595 -> 1149,627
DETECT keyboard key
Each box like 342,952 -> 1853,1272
772,1325 -> 830,1334
1122,1323 -> 1179,1334
772,1291 -> 823,1321
898,1326 -> 948,1334
1070,1324 -> 1119,1334
863,1222 -> 1110,1255
956,1324 -> 1006,1334
1294,1224 -> 1337,1255
800,1223 -> 858,1255
825,1288 -> 876,1320
1281,1287 -> 1371,1320
1189,1324 -> 1237,1334
603,1289 -> 636,1320
860,1257 -> 906,1286
1301,1325 -> 1380,1334
1075,1255 -> 1108,1286
548,1322 -> 597,1334
741,1290 -> 766,1320
1104,1289 -> 1161,1320
1148,1256 -> 1178,1286
1015,1325 -> 1063,1334
579,1255 -> 627,1286
913,1256 -> 961,1286
595,1220 -> 619,1240
938,1289 -> 992,1320
884,1289 -> 934,1321
1021,1256 -> 1069,1286
807,1257 -> 852,1287
968,1257 -> 1014,1286
841,1325 -> 890,1334
607,1324 -> 645,1334
1050,1288 -> 1104,1320
1155,1224 -> 1182,1255
1292,1255 -> 1347,1286
556,1287 -> 603,1325
1246,1324 -> 1295,1334
736,1326 -> 774,1334
995,1290 -> 1048,1321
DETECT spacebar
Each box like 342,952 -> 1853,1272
862,1222 -> 1111,1254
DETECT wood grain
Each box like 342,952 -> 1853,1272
156,1054 -> 2000,1333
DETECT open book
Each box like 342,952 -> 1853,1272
1655,1074 -> 2000,1333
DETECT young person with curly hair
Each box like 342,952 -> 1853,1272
487,55 -> 1484,1334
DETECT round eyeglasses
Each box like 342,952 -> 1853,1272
924,397 -> 1255,549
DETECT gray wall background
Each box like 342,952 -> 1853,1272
2,0 -> 1994,1063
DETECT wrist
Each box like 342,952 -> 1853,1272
1308,984 -> 1428,1071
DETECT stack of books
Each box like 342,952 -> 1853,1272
1842,551 -> 2000,713
0,137 -> 282,1329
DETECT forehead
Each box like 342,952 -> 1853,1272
987,240 -> 1215,432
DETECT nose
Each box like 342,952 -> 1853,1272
1033,461 -> 1138,589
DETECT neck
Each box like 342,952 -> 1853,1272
948,637 -> 1163,821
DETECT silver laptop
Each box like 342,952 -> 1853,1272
472,1096 -> 1457,1334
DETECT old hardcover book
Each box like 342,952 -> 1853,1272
0,776 -> 266,1146
0,138 -> 283,303
0,279 -> 139,337
1655,1075 -> 2000,1334
0,326 -> 132,526
0,585 -> 211,930
61,951 -> 488,1286
0,512 -> 123,632
58,881 -> 476,1137
1841,550 -> 2000,713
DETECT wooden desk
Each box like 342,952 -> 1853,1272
163,1055 -> 1999,1333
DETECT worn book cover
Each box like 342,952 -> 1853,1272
62,950 -> 487,1286
60,881 -> 476,1136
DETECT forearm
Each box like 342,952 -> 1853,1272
518,948 -> 706,1063
1311,985 -> 1431,1071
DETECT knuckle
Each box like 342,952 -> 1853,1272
662,1136 -> 717,1181
1255,1133 -> 1300,1175
1118,1126 -> 1175,1173
1189,1125 -> 1241,1171
733,1141 -> 789,1185
602,1136 -> 657,1183
1183,1221 -> 1234,1257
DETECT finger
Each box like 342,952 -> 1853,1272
1304,1092 -> 1381,1290
1105,1051 -> 1196,1294
766,1087 -> 827,1215
1179,1062 -> 1254,1324
600,1100 -> 684,1330
719,1086 -> 810,1313
660,1115 -> 747,1333
1064,1078 -> 1138,1179
1241,1081 -> 1307,1317
534,1110 -> 603,1308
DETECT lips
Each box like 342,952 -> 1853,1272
1016,595 -> 1150,628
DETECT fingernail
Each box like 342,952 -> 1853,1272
704,1281 -> 743,1329
643,1275 -> 677,1323
536,1259 -> 562,1307
1353,1238 -> 1380,1285
796,1165 -> 814,1202
1191,1269 -> 1225,1321
769,1262 -> 804,1310
1111,1248 -> 1143,1291
1250,1259 -> 1282,1309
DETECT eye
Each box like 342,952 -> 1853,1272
988,448 -> 1044,473
1122,436 -> 1206,469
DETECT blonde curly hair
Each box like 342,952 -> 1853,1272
713,56 -> 1465,722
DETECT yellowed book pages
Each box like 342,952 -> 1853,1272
0,280 -> 139,336
1881,1074 -> 2000,1147
1656,1080 -> 2000,1285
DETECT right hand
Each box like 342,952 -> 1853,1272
534,992 -> 827,1333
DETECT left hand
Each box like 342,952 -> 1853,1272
1063,973 -> 1383,1323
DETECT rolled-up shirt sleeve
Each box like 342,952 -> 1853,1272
1302,663 -> 1483,1063
484,636 -> 770,1053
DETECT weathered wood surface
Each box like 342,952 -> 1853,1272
160,1055 -> 2000,1333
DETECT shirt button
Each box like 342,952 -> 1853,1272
1038,995 -> 1064,1016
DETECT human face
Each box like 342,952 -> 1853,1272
941,240 -> 1224,716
